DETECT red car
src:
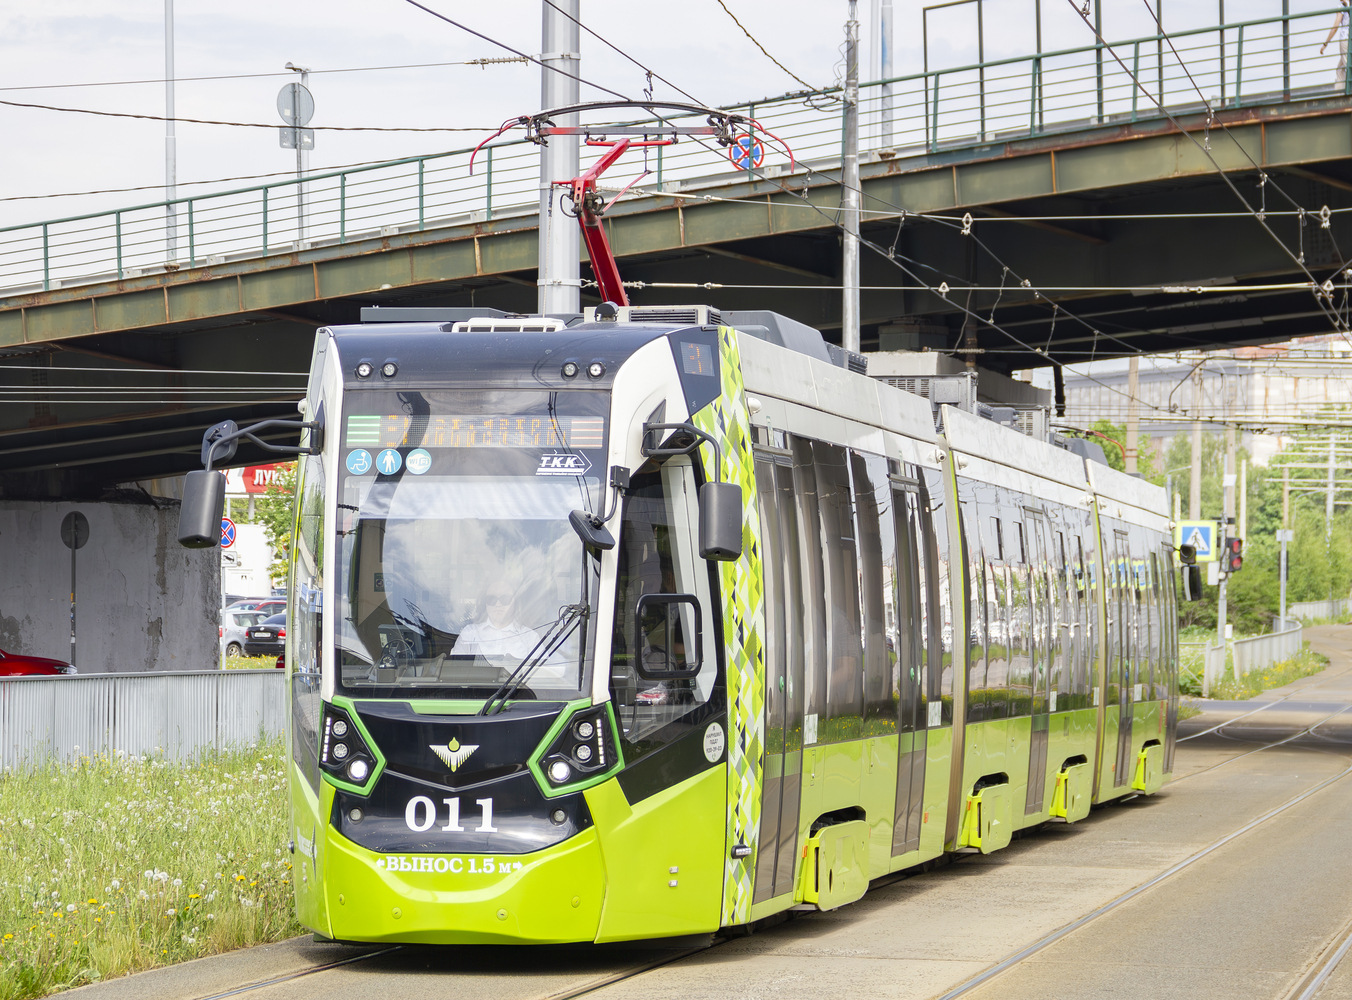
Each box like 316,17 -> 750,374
0,648 -> 77,676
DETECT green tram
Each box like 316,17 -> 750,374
180,303 -> 1179,944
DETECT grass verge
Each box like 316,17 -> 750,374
0,739 -> 300,1000
1207,645 -> 1329,701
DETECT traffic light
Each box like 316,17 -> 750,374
1222,536 -> 1243,574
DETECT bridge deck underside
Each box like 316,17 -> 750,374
2,99 -> 1350,495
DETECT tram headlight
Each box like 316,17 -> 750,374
561,361 -> 579,379
587,361 -> 606,378
381,362 -> 398,378
536,704 -> 617,791
320,704 -> 378,790
356,362 -> 373,379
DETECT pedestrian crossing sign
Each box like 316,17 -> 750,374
1175,520 -> 1218,562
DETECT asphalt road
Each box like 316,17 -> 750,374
66,626 -> 1352,1000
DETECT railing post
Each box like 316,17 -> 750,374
339,174 -> 347,244
485,147 -> 493,222
1236,24 -> 1245,104
262,187 -> 269,256
187,199 -> 195,268
1282,1 -> 1290,99
1132,41 -> 1141,120
418,159 -> 426,230
1029,58 -> 1040,134
115,212 -> 123,279
930,72 -> 941,151
656,142 -> 663,188
1219,23 -> 1227,106
42,223 -> 49,291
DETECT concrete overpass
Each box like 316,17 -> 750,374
3,7 -> 1352,498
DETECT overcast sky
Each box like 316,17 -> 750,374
0,1 -> 1340,230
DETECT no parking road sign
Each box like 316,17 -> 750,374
220,516 -> 237,549
1174,520 -> 1218,562
727,133 -> 765,171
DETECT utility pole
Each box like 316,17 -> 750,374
1125,354 -> 1140,475
841,0 -> 861,353
165,0 -> 177,262
538,0 -> 581,314
1218,422 -> 1237,658
1280,465 -> 1291,628
1189,417 -> 1202,519
1328,433 -> 1337,602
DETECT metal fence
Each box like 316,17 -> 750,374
1288,597 -> 1352,620
0,670 -> 285,769
0,8 -> 1346,296
1233,622 -> 1305,677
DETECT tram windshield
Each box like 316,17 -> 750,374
334,388 -> 608,701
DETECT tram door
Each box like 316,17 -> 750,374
891,480 -> 927,856
1024,512 -> 1052,815
1113,530 -> 1135,787
752,459 -> 805,903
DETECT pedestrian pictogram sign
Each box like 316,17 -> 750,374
1174,520 -> 1218,562
220,517 -> 236,549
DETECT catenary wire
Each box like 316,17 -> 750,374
1066,0 -> 1351,339
0,57 -> 529,93
711,0 -> 822,93
0,96 -> 497,133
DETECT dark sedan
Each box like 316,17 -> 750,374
243,613 -> 286,658
0,648 -> 77,676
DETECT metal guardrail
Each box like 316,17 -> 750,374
1233,622 -> 1304,677
0,670 -> 285,769
1288,597 -> 1352,620
0,9 -> 1346,297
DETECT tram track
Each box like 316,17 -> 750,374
188,936 -> 725,1000
934,736 -> 1352,998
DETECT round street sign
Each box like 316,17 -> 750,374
277,83 -> 315,126
220,517 -> 237,549
60,511 -> 90,550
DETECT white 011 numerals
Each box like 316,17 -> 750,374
404,795 -> 498,833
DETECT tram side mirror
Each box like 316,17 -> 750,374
178,470 -> 227,548
569,509 -> 615,553
699,481 -> 742,561
634,594 -> 702,681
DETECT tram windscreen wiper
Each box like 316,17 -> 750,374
478,603 -> 588,716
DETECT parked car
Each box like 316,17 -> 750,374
0,648 -> 77,676
226,597 -> 286,617
220,609 -> 268,659
243,613 -> 286,658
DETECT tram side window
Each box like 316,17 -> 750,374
851,452 -> 895,735
958,485 -> 988,724
892,485 -> 925,733
790,436 -> 829,740
983,513 -> 1009,722
1051,529 -> 1071,708
920,468 -> 952,726
815,441 -> 863,742
291,448 -> 324,793
1007,517 -> 1033,718
610,464 -> 716,753
754,458 -> 787,753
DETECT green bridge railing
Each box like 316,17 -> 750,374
1,7 -> 1346,296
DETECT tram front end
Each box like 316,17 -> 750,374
181,314 -> 751,944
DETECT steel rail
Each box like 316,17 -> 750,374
187,936 -> 724,1000
934,742 -> 1352,999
